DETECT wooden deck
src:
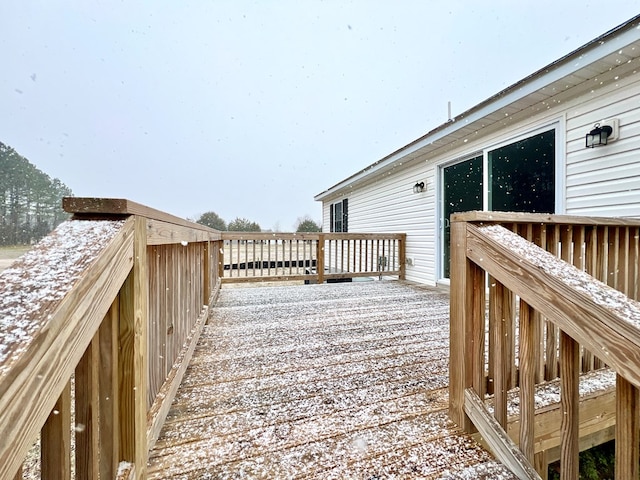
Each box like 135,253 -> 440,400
147,281 -> 517,479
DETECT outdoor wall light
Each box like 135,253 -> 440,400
413,181 -> 425,194
585,119 -> 618,148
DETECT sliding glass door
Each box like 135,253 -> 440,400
441,129 -> 556,279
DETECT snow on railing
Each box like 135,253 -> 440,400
1,198 -> 223,479
449,212 -> 640,480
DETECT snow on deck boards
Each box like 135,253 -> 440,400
147,281 -> 516,479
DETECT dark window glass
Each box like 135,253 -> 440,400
488,130 -> 555,213
333,202 -> 342,232
443,156 -> 483,278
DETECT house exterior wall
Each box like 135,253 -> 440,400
321,73 -> 640,286
566,76 -> 640,218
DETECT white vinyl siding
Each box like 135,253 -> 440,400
319,55 -> 640,286
565,76 -> 640,218
323,161 -> 437,285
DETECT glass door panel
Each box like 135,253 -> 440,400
442,156 -> 483,278
488,130 -> 555,213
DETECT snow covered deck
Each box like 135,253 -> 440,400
147,281 -> 516,479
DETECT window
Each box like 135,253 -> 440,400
330,199 -> 348,232
441,129 -> 556,278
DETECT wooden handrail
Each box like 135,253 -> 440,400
1,198 -> 223,479
450,215 -> 640,479
220,231 -> 406,283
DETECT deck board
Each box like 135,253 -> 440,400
147,281 -> 517,479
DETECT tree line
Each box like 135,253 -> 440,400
196,212 -> 321,232
0,142 -> 72,246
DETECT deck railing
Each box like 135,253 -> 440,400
449,212 -> 640,479
0,198 -> 222,479
221,232 -> 406,283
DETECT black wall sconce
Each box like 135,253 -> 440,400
585,119 -> 618,148
413,181 -> 425,194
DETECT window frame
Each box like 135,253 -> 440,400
329,198 -> 348,232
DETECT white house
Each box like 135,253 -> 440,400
315,14 -> 640,287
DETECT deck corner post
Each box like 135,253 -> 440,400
449,218 -> 473,431
118,215 -> 149,478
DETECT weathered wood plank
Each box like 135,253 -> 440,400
41,381 -> 72,479
75,332 -> 100,479
118,216 -> 148,477
615,374 -> 639,480
317,234 -> 325,284
452,211 -> 640,227
147,219 -> 221,245
506,385 -> 616,455
559,332 -> 579,480
464,388 -> 541,480
63,197 -> 220,236
99,298 -> 120,480
491,280 -> 508,428
449,220 -> 471,429
471,260 -> 486,402
519,299 -> 536,465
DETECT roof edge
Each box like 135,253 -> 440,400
314,13 -> 640,202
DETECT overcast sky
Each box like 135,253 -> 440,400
2,2 -> 639,230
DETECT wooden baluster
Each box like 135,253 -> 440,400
620,227 -> 629,297
519,299 -> 536,467
75,332 -> 100,479
559,331 -> 579,480
491,280 -> 507,428
608,226 -> 619,289
471,259 -> 487,407
546,226 -> 559,380
99,298 -> 120,479
42,381 -> 72,479
615,374 -> 639,480
12,466 -> 22,480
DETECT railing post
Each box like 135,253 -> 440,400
317,234 -> 325,284
449,219 -> 473,431
119,216 -> 148,478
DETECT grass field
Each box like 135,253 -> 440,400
0,245 -> 31,273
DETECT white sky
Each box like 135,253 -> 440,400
2,1 -> 639,230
